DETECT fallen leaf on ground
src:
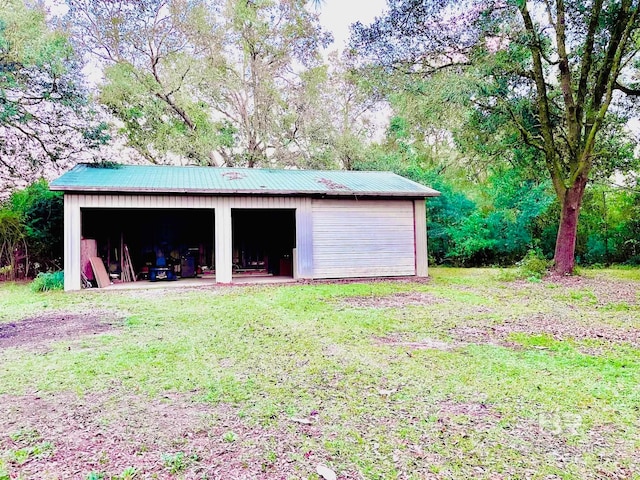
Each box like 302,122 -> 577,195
316,463 -> 337,480
289,417 -> 313,425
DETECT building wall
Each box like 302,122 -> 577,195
63,193 -> 427,290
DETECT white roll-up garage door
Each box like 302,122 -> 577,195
312,199 -> 416,278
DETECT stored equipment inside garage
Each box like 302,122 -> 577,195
81,208 -> 215,283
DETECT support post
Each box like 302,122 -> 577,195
215,204 -> 233,283
294,199 -> 314,279
64,194 -> 82,291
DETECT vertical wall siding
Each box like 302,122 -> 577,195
311,199 -> 416,278
295,198 -> 313,278
215,198 -> 232,283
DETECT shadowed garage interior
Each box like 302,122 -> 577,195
232,209 -> 295,276
81,208 -> 215,280
81,207 -> 297,281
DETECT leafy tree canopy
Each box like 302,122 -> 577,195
0,0 -> 109,194
352,0 -> 640,273
66,0 -> 343,168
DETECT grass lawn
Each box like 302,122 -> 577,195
0,268 -> 639,479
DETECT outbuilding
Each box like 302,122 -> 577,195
50,164 -> 440,291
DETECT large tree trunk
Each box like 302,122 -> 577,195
554,176 -> 588,275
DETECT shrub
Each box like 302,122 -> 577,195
30,271 -> 64,292
517,249 -> 550,281
583,234 -> 608,264
496,268 -> 518,282
624,255 -> 640,266
161,452 -> 186,474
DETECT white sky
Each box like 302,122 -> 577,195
318,0 -> 387,51
49,0 -> 387,54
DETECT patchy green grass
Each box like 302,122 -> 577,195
583,266 -> 640,282
0,268 -> 639,479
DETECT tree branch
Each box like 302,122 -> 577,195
503,104 -> 545,153
519,1 -> 565,198
575,0 -> 604,135
579,2 -> 638,183
591,0 -> 633,116
614,81 -> 640,95
554,0 -> 580,149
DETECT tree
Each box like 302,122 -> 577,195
287,51 -> 383,170
202,0 -> 332,167
0,209 -> 26,280
66,0 -> 333,167
7,179 -> 64,274
0,0 -> 109,196
352,0 -> 640,274
66,0 -> 225,163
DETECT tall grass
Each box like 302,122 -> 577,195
30,271 -> 64,292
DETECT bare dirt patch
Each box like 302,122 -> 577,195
0,311 -> 120,349
450,313 -> 640,351
374,334 -> 460,351
0,390 -> 337,479
340,291 -> 444,309
516,274 -> 640,306
437,400 -> 502,430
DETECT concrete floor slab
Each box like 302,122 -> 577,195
93,275 -> 296,291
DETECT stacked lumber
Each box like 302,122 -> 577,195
121,244 -> 137,282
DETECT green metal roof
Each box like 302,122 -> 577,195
50,164 -> 440,198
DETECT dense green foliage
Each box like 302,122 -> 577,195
354,152 -> 553,266
0,180 -> 63,278
577,182 -> 640,265
0,209 -> 25,280
352,112 -> 639,267
7,180 -> 64,272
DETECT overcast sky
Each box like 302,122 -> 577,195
49,0 -> 387,53
318,0 -> 387,51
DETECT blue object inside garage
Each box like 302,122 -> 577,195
149,267 -> 177,281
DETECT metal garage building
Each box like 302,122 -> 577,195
50,164 -> 440,291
